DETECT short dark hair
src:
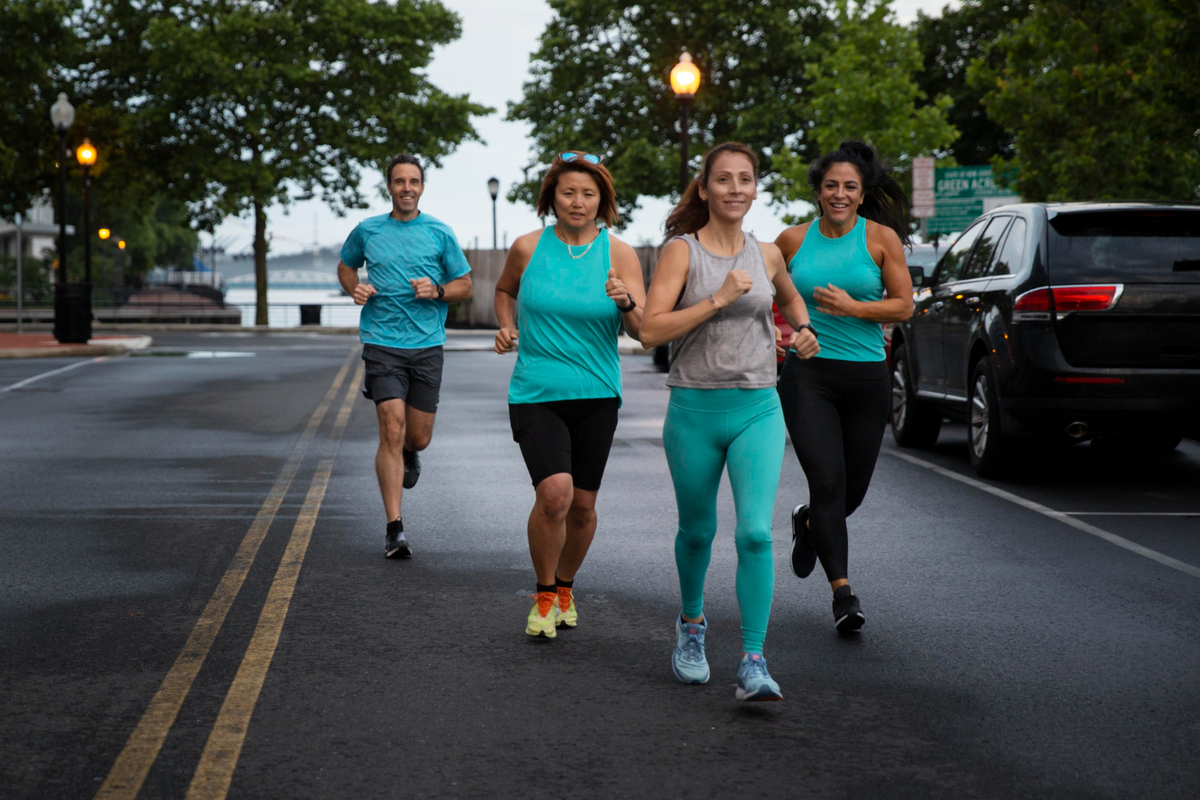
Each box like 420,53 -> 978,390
535,152 -> 619,227
386,153 -> 425,184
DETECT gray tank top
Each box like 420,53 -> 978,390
666,232 -> 777,389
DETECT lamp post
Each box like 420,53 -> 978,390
76,138 -> 96,284
488,177 -> 500,249
50,92 -> 93,343
98,227 -> 111,300
670,52 -> 701,196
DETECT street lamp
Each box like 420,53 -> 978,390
76,138 -> 96,284
50,92 -> 93,343
670,52 -> 701,196
99,227 -> 111,293
488,177 -> 500,249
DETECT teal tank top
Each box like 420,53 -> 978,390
508,227 -> 623,405
789,216 -> 885,362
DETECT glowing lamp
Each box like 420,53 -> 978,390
670,52 -> 701,97
76,138 -> 97,167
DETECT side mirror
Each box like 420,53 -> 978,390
908,266 -> 926,287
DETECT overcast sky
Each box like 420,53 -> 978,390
212,0 -> 953,259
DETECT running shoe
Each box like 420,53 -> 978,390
385,519 -> 411,559
671,615 -> 710,684
402,448 -> 421,489
735,653 -> 782,702
832,585 -> 865,633
790,503 -> 816,578
525,592 -> 558,639
556,587 -> 577,628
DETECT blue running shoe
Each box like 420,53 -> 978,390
735,653 -> 782,702
672,615 -> 710,684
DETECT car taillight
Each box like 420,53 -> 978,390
1013,285 -> 1122,313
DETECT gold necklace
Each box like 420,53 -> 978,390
557,225 -> 599,259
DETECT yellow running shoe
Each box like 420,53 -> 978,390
556,587 -> 577,629
525,592 -> 558,639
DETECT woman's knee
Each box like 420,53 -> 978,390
734,524 -> 773,557
534,474 -> 574,519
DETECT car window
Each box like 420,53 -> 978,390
990,217 -> 1026,277
963,216 -> 1011,280
1048,209 -> 1200,283
935,221 -> 985,284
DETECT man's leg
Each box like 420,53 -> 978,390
375,398 -> 407,522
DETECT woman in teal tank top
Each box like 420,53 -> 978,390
493,152 -> 646,640
774,140 -> 915,634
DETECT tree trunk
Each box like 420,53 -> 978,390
254,200 -> 268,326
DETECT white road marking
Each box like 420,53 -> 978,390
1,356 -> 105,393
884,448 -> 1200,580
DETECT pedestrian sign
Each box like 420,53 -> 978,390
926,166 -> 1020,235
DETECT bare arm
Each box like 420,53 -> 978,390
605,236 -> 647,339
812,221 -> 913,323
493,232 -> 537,353
410,273 -> 472,302
338,261 -> 376,305
762,242 -> 819,359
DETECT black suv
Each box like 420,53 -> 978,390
890,202 -> 1200,476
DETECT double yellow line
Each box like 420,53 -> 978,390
98,350 -> 364,800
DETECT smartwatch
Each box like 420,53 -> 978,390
618,294 -> 636,312
795,323 -> 818,338
436,284 -> 445,299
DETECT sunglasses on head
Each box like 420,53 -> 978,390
559,152 -> 602,165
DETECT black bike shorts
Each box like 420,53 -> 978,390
508,397 -> 620,491
361,344 -> 444,413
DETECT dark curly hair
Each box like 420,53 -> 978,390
809,140 -> 912,247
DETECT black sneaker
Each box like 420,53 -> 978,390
790,504 -> 816,578
385,519 -> 411,559
832,585 -> 864,633
402,448 -> 421,489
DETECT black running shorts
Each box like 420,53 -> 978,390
508,397 -> 620,491
361,344 -> 444,413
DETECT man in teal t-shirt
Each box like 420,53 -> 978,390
337,153 -> 472,559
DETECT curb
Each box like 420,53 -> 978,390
0,335 -> 153,360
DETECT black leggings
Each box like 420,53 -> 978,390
777,355 -> 890,582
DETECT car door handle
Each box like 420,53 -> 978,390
965,296 -> 981,307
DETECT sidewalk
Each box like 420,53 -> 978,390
0,332 -> 153,359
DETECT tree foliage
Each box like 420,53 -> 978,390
771,0 -> 959,215
970,0 -> 1200,201
913,0 -> 1030,166
507,0 -> 833,223
98,0 -> 489,322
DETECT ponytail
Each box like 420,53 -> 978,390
663,142 -> 760,243
809,139 -> 913,247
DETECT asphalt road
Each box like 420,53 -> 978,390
2,332 -> 1197,799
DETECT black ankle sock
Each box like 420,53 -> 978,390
833,585 -> 854,600
555,576 -> 573,589
387,519 -> 403,534
536,582 -> 556,595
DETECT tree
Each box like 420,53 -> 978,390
507,0 -> 833,223
771,0 -> 959,217
913,0 -> 1030,166
103,0 -> 490,324
0,0 -> 82,220
970,0 -> 1200,201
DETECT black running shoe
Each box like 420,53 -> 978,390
832,585 -> 864,633
385,519 -> 411,559
402,448 -> 421,490
790,504 -> 816,578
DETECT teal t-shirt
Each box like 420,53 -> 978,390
508,227 -> 623,405
339,212 -> 471,349
789,216 -> 885,362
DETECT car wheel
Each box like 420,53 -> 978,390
968,358 -> 1016,477
890,343 -> 941,448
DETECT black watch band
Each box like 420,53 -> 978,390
796,323 -> 817,338
436,284 -> 445,299
618,294 -> 636,312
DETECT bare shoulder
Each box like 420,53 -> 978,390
864,218 -> 902,248
511,229 -> 543,256
775,222 -> 813,258
758,239 -> 785,268
606,233 -> 638,260
660,236 -> 690,260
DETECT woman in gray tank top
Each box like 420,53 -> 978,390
640,143 -> 820,702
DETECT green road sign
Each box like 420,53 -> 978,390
927,166 -> 1020,235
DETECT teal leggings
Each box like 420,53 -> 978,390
663,387 -> 786,654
